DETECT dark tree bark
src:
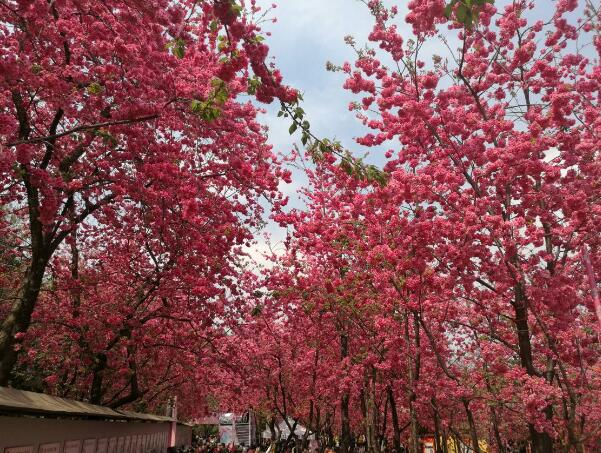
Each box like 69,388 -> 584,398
462,399 -> 482,453
513,284 -> 554,453
340,333 -> 352,453
387,385 -> 402,453
404,312 -> 421,453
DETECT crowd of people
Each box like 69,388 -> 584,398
183,437 -> 397,453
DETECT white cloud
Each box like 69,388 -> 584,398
245,1 -> 381,267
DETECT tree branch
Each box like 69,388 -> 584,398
5,114 -> 159,147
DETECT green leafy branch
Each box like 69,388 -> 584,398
190,78 -> 230,121
166,38 -> 186,59
444,0 -> 494,29
278,100 -> 388,186
246,56 -> 387,185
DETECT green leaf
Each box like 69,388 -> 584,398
200,106 -> 222,121
466,14 -> 473,28
190,99 -> 222,122
190,99 -> 203,113
340,159 -> 354,176
251,305 -> 263,317
365,165 -> 388,186
208,78 -> 230,105
175,42 -> 185,59
456,3 -> 469,23
217,39 -> 229,52
444,4 -> 453,18
87,82 -> 103,95
231,3 -> 243,16
94,129 -> 118,148
247,76 -> 261,95
444,0 -> 458,17
167,39 -> 186,58
289,123 -> 298,134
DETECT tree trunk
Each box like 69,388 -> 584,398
490,405 -> 505,453
441,430 -> 448,453
388,385 -> 402,453
0,259 -> 48,385
89,353 -> 108,404
366,367 -> 380,453
379,390 -> 388,450
462,399 -> 482,453
340,333 -> 352,453
360,386 -> 368,430
269,416 -> 277,442
430,399 -> 447,453
314,406 -> 321,446
404,312 -> 420,453
408,397 -> 419,453
513,284 -> 554,453
479,340 -> 505,453
325,423 -> 334,449
0,92 -> 44,385
432,403 -> 442,453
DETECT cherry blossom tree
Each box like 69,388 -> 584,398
215,1 -> 601,452
3,0 -> 601,450
0,0 -> 295,386
334,0 -> 601,450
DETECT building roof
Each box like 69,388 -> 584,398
0,386 -> 175,422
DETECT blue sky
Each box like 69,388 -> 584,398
246,0 -> 401,264
255,0 -> 383,180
